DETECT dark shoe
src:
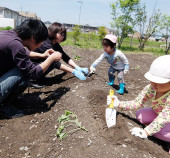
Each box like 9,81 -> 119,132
0,104 -> 25,119
29,80 -> 45,89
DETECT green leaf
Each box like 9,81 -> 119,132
56,110 -> 88,140
80,126 -> 88,132
56,128 -> 61,136
65,110 -> 72,116
57,114 -> 69,123
56,125 -> 65,136
59,133 -> 67,140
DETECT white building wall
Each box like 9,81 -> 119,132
4,9 -> 19,26
0,10 -> 4,18
0,7 -> 38,28
0,18 -> 15,28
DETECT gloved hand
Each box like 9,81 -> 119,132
124,69 -> 129,74
75,66 -> 89,75
106,95 -> 120,108
90,66 -> 96,73
130,127 -> 148,139
72,69 -> 86,80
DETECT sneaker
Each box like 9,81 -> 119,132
0,104 -> 25,119
29,80 -> 45,89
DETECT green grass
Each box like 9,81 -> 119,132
61,32 -> 169,55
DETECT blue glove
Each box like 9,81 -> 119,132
72,69 -> 86,80
75,66 -> 89,75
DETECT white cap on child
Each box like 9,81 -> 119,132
144,55 -> 170,83
103,34 -> 117,43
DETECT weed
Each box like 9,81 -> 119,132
131,65 -> 140,70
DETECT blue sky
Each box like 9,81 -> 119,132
1,0 -> 170,29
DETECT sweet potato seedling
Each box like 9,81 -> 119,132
56,110 -> 88,140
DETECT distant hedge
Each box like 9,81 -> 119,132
0,26 -> 13,30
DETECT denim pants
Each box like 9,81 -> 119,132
0,67 -> 28,104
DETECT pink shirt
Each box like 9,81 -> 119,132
121,84 -> 170,136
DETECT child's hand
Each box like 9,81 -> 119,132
130,127 -> 148,139
106,95 -> 120,108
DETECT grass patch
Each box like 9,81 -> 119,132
61,32 -> 169,55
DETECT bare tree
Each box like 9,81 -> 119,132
160,15 -> 170,54
135,3 -> 161,50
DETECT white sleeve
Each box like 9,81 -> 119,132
91,53 -> 105,68
120,53 -> 129,70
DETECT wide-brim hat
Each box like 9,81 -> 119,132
144,55 -> 170,83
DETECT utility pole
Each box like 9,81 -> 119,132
78,1 -> 82,25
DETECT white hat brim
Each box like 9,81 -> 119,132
144,72 -> 170,84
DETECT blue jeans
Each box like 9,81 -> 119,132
0,67 -> 28,104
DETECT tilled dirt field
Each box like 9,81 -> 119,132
0,46 -> 169,158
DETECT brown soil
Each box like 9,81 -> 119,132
0,46 -> 169,158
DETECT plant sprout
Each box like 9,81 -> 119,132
56,110 -> 88,140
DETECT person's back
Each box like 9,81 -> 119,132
0,19 -> 49,80
0,19 -> 62,119
0,30 -> 24,76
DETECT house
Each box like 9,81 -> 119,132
18,11 -> 40,20
63,23 -> 99,33
155,36 -> 162,42
148,36 -> 155,41
128,31 -> 141,39
0,7 -> 21,28
0,7 -> 40,28
44,21 -> 52,28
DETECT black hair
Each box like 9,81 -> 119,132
14,18 -> 48,44
48,22 -> 67,41
102,39 -> 116,51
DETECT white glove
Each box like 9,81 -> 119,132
130,127 -> 148,139
106,95 -> 120,108
90,66 -> 96,73
124,69 -> 128,74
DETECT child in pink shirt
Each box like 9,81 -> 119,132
107,55 -> 170,153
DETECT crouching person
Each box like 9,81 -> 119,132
107,55 -> 170,154
0,19 -> 62,119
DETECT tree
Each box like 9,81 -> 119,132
98,26 -> 107,42
111,0 -> 140,48
72,25 -> 81,45
83,31 -> 96,47
135,3 -> 161,50
159,15 -> 170,54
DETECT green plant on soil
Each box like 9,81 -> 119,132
72,52 -> 81,60
73,55 -> 81,60
131,65 -> 140,70
56,110 -> 88,140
